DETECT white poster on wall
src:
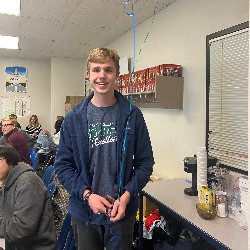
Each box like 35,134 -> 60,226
1,96 -> 31,117
5,66 -> 28,93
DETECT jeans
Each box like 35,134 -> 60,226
71,215 -> 135,250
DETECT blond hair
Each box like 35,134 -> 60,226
2,116 -> 16,126
87,48 -> 120,74
29,115 -> 40,127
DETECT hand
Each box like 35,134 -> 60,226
88,193 -> 113,215
109,191 -> 130,222
42,130 -> 50,136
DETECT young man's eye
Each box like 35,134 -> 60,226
105,68 -> 113,73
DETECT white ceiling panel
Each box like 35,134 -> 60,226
20,17 -> 63,40
0,15 -> 20,36
21,0 -> 81,22
0,0 -> 178,60
19,36 -> 52,52
91,27 -> 128,47
56,24 -> 103,43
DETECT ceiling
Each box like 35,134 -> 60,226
0,0 -> 177,60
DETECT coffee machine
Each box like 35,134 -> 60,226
184,155 -> 217,196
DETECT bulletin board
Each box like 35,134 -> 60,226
1,96 -> 31,117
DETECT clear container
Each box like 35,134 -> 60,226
216,191 -> 228,217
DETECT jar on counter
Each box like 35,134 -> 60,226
216,191 -> 228,218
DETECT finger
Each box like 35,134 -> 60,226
101,198 -> 113,208
110,211 -> 125,222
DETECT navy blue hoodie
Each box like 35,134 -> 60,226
54,90 -> 154,224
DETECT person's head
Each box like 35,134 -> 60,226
0,144 -> 19,181
87,48 -> 120,98
9,114 -> 17,119
57,116 -> 64,121
87,48 -> 120,74
42,129 -> 50,136
55,117 -> 63,133
29,115 -> 39,127
1,117 -> 16,135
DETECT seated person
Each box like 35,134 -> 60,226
0,144 -> 57,250
9,114 -> 21,129
54,116 -> 64,134
52,130 -> 60,146
1,118 -> 36,149
52,118 -> 62,146
34,130 -> 58,154
1,117 -> 31,165
26,115 -> 42,139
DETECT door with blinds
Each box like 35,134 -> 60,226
206,22 -> 249,174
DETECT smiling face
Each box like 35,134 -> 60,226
30,115 -> 38,126
1,119 -> 15,135
87,59 -> 118,100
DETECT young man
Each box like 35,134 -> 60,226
1,117 -> 31,165
54,48 -> 154,250
0,144 -> 57,250
1,118 -> 36,149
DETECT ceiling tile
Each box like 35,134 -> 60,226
0,0 -> 178,60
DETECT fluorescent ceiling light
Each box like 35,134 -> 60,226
0,35 -> 19,49
0,0 -> 20,16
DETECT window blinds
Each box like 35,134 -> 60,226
208,27 -> 249,172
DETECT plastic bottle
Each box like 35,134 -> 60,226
216,191 -> 228,217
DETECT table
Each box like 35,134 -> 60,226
139,178 -> 248,250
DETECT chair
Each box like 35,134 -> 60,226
47,181 -> 57,197
30,151 -> 39,170
58,213 -> 76,250
41,165 -> 55,188
28,146 -> 34,155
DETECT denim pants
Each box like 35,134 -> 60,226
71,215 -> 135,250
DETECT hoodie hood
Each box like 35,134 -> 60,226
72,90 -> 133,118
4,162 -> 33,191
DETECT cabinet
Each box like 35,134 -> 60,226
123,76 -> 184,109
65,96 -> 85,114
64,76 -> 184,113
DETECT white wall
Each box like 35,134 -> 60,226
103,0 -> 249,179
50,57 -> 85,132
0,57 -> 85,134
0,0 -> 247,165
0,58 -> 51,130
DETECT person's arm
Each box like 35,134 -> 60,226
111,110 -> 154,221
0,175 -> 49,243
37,124 -> 42,134
54,116 -> 90,201
0,135 -> 6,145
123,110 -> 154,197
110,110 -> 154,222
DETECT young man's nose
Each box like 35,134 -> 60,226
99,70 -> 107,78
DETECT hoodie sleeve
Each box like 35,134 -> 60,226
0,173 -> 51,243
54,114 -> 90,201
123,109 -> 154,198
